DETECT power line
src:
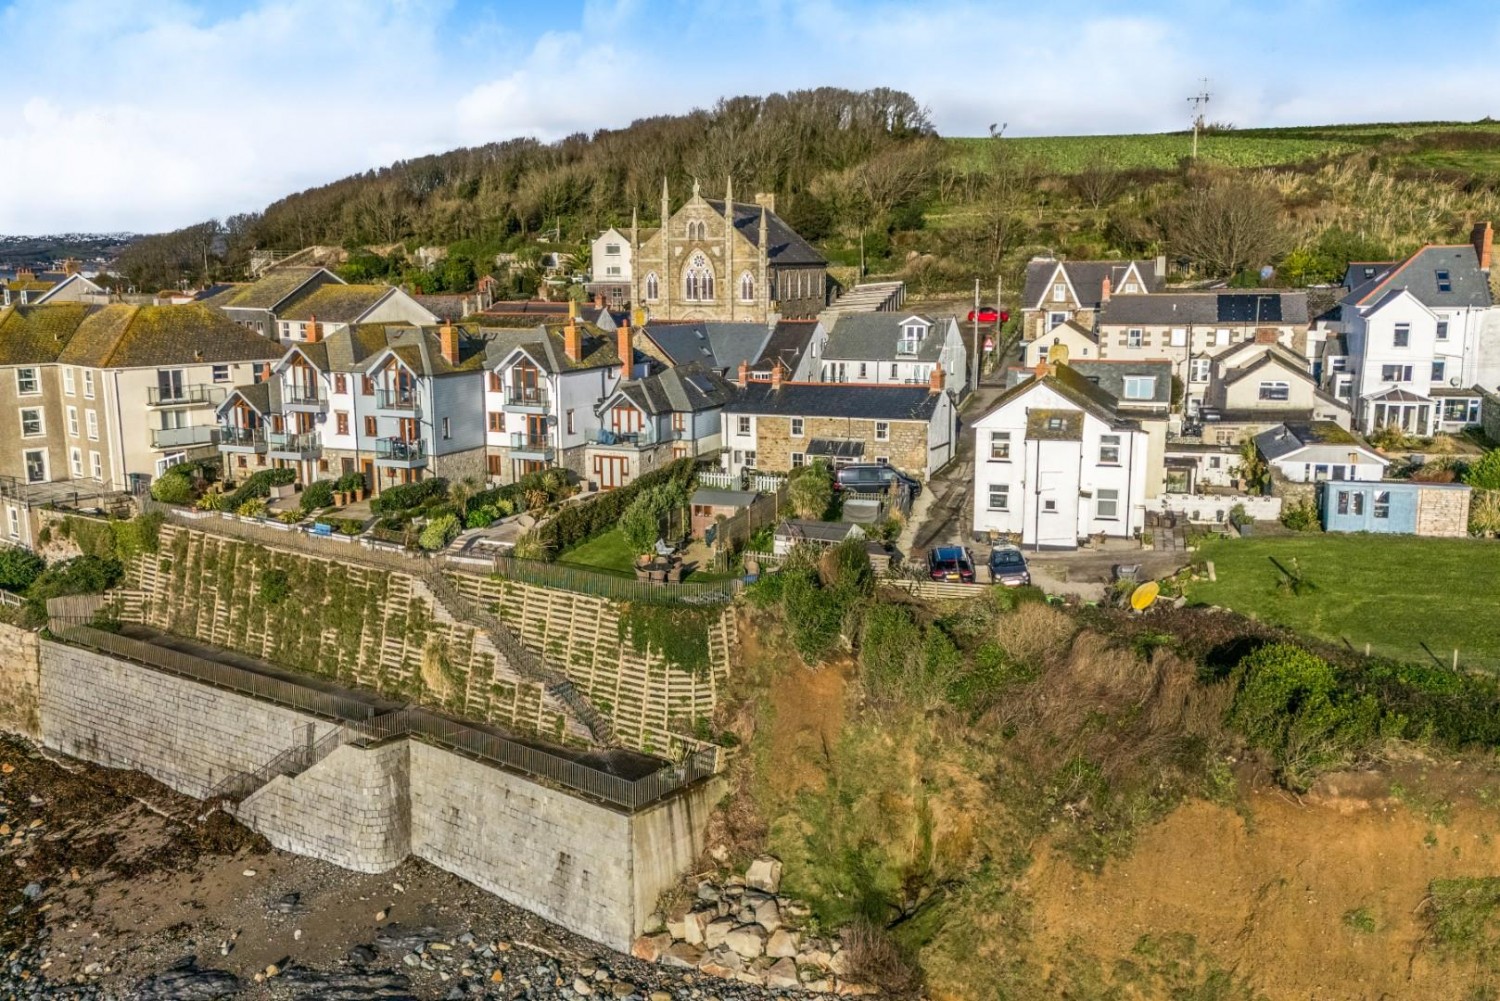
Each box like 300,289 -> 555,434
1187,79 -> 1212,159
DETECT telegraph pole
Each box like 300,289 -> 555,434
972,278 -> 981,393
1188,80 -> 1211,160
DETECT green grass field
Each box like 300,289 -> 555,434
557,528 -> 637,576
948,120 -> 1500,175
1186,534 -> 1500,669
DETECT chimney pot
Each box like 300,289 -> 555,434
1100,275 -> 1112,303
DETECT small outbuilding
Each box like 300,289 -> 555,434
690,487 -> 760,541
1319,480 -> 1471,537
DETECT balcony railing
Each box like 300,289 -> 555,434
266,430 -> 320,456
376,388 -> 420,411
508,432 -> 554,456
502,386 -> 550,409
374,437 -> 427,463
218,426 -> 265,449
588,427 -> 660,448
282,385 -> 323,408
148,384 -> 221,406
150,425 -> 218,449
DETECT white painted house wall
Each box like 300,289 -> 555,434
591,229 -> 632,284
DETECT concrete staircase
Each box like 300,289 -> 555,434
419,568 -> 617,747
204,722 -> 351,806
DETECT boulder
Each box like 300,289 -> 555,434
765,958 -> 800,990
803,978 -> 835,993
753,897 -> 782,933
630,934 -> 672,963
662,943 -> 703,970
697,946 -> 743,978
703,917 -> 737,950
642,911 -> 666,935
744,856 -> 783,894
724,924 -> 766,960
766,927 -> 799,959
683,909 -> 712,946
835,981 -> 878,996
696,881 -> 721,903
829,949 -> 852,976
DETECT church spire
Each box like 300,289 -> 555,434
660,176 -> 669,226
725,175 -> 733,212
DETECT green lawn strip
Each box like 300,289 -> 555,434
1186,535 -> 1500,668
556,528 -> 638,576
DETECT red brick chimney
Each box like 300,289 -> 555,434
737,360 -> 750,386
929,364 -> 945,393
306,314 -> 321,343
260,362 -> 273,382
1473,221 -> 1493,271
770,361 -> 784,390
594,293 -> 605,309
616,319 -> 632,374
1100,275 -> 1112,303
1254,327 -> 1278,345
439,322 -> 460,365
564,318 -> 583,363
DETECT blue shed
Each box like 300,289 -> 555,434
1319,481 -> 1471,537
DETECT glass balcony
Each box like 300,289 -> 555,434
374,437 -> 427,467
501,385 -> 550,412
266,430 -> 321,459
218,425 -> 265,452
150,425 -> 218,449
587,427 -> 660,448
147,384 -> 221,407
283,385 -> 325,411
508,432 -> 554,459
376,388 -> 420,414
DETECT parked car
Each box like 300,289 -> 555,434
927,546 -> 975,583
834,464 -> 922,497
966,306 -> 1008,323
988,545 -> 1031,586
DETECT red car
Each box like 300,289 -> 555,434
967,307 -> 1008,324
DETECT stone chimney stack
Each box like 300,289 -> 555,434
770,360 -> 784,390
564,318 -> 583,363
1473,221 -> 1494,272
1100,275 -> 1111,303
1155,254 -> 1167,280
439,322 -> 460,366
617,319 -> 632,374
929,364 -> 945,394
737,360 -> 750,386
306,314 -> 321,344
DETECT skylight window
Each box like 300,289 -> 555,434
1436,270 -> 1452,293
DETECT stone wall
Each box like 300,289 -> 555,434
236,739 -> 411,873
36,641 -> 723,952
38,641 -> 340,799
0,622 -> 40,737
752,415 -> 929,479
1416,485 -> 1472,538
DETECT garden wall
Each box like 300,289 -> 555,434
1161,494 -> 1283,524
0,621 -> 40,737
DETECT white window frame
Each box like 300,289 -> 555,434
1096,488 -> 1119,520
1127,329 -> 1143,348
1099,434 -> 1121,465
1190,358 -> 1210,383
1170,328 -> 1187,347
790,417 -> 804,438
19,407 -> 44,437
66,406 -> 78,437
90,450 -> 103,481
15,367 -> 39,396
69,447 -> 83,478
874,421 -> 890,442
212,364 -> 231,383
1047,311 -> 1068,330
1393,323 -> 1410,348
1436,320 -> 1449,341
22,448 -> 47,484
736,415 -> 752,436
63,368 -> 75,395
1258,381 -> 1290,401
83,370 -> 95,399
6,506 -> 17,539
790,452 -> 804,468
86,409 -> 99,440
1122,376 -> 1155,400
989,431 -> 1011,461
988,484 -> 1009,511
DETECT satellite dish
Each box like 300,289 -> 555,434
1130,581 -> 1160,611
1450,377 -> 1462,387
1047,343 -> 1070,365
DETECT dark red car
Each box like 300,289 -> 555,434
967,307 -> 1007,324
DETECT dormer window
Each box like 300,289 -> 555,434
1052,282 -> 1066,303
1046,417 -> 1065,431
1436,270 -> 1452,293
1123,282 -> 1138,294
1362,267 -> 1376,280
898,321 -> 926,355
1123,376 -> 1156,400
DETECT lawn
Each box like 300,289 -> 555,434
557,528 -> 638,576
1186,534 -> 1500,670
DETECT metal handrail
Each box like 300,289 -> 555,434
266,430 -> 320,453
148,384 -> 221,406
150,424 -> 218,449
375,388 -> 420,411
218,426 -> 265,447
502,386 -> 550,408
374,437 -> 426,461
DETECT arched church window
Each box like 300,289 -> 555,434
740,272 -> 755,302
644,272 -> 659,301
684,253 -> 714,301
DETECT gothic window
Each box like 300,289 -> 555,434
684,253 -> 714,301
644,272 -> 659,301
687,220 -> 706,241
740,272 -> 755,302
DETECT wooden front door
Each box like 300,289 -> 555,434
526,414 -> 546,445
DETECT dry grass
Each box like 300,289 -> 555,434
841,918 -> 922,996
992,601 -> 1076,669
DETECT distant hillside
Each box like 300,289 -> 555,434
0,233 -> 135,269
115,101 -> 1500,297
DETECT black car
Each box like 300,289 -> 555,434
927,546 -> 975,583
835,464 -> 922,497
988,545 -> 1031,586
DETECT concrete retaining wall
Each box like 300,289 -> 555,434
34,640 -> 721,951
0,622 -> 40,738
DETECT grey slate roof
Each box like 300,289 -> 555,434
1069,360 -> 1173,406
750,320 -> 821,376
775,519 -> 864,544
691,488 -> 758,509
609,362 -> 736,416
1096,291 -> 1309,327
1022,258 -> 1162,309
219,379 -> 281,416
703,199 -> 825,266
724,383 -> 942,421
1256,421 -> 1379,462
643,321 -> 773,375
1345,245 -> 1493,311
823,313 -> 951,363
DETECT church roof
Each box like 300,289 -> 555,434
703,199 -> 825,267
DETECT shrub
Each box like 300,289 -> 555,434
1471,489 -> 1500,536
370,478 -> 448,515
333,472 -> 367,492
1410,463 -> 1457,483
26,555 -> 123,625
258,568 -> 290,606
224,468 -> 296,510
418,513 -> 460,551
196,490 -> 226,511
236,498 -> 269,519
1278,500 -> 1321,532
0,548 -> 45,592
110,512 -> 162,560
1227,503 -> 1251,528
1227,643 -> 1384,790
1465,449 -> 1500,491
300,479 -> 335,512
336,518 -> 366,536
1368,423 -> 1407,451
789,461 -> 834,519
538,457 -> 696,557
149,467 -> 196,504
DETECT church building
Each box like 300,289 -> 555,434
630,179 -> 828,324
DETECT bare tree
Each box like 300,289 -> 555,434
1166,180 -> 1288,278
975,139 -> 1041,269
1071,151 -> 1124,212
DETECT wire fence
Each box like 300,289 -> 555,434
488,555 -> 740,604
45,611 -> 719,811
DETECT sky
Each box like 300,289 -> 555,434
2,0 -> 1498,235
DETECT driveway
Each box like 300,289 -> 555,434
901,381 -> 1009,557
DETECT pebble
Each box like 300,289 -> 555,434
241,869 -> 256,877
